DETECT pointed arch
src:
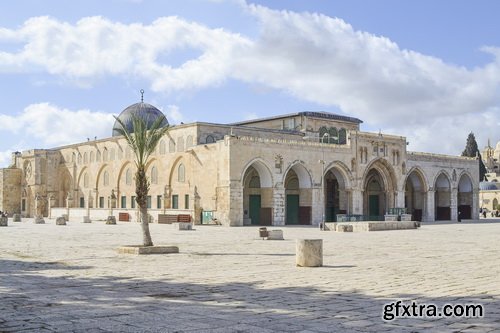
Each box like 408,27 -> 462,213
240,158 -> 273,188
282,161 -> 312,188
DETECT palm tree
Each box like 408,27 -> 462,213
113,114 -> 169,246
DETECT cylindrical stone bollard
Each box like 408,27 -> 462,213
296,239 -> 323,267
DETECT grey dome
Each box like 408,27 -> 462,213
112,102 -> 169,137
479,182 -> 499,191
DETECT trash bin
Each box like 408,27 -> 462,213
259,227 -> 268,239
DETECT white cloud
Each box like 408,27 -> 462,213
0,5 -> 499,155
164,105 -> 185,124
0,103 -> 114,147
0,150 -> 13,167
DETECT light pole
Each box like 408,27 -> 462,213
319,133 -> 338,231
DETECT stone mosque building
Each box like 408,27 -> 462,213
0,97 -> 480,225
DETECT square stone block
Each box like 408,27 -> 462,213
267,229 -> 284,240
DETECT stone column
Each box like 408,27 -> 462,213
311,186 -> 323,226
396,191 -> 405,209
472,189 -> 479,220
228,182 -> 243,226
450,188 -> 458,222
350,189 -> 363,215
66,192 -> 73,221
273,186 -> 286,226
425,189 -> 435,222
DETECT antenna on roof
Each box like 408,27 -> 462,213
140,89 -> 145,103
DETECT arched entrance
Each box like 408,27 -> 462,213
435,173 -> 451,220
457,174 -> 473,220
404,169 -> 427,221
364,169 -> 386,220
242,161 -> 273,225
284,163 -> 313,225
324,166 -> 349,222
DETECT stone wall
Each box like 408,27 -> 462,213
0,168 -> 22,214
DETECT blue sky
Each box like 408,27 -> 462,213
1,0 -> 499,167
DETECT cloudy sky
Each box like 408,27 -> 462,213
1,0 -> 499,167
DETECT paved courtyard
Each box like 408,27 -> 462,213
1,218 -> 500,332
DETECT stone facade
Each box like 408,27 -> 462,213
0,107 -> 480,225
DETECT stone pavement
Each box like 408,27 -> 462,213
1,219 -> 500,332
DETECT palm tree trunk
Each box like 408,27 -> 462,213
140,206 -> 153,246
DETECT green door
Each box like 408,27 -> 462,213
286,194 -> 300,225
249,195 -> 261,225
369,195 -> 379,218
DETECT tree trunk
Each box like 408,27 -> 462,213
140,206 -> 153,246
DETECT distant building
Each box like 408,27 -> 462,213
0,97 -> 480,224
480,141 -> 500,213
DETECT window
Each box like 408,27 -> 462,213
121,196 -> 127,208
169,140 -> 175,153
157,195 -> 162,209
186,135 -> 193,149
78,154 -> 82,164
131,196 -> 136,209
103,171 -> 109,186
118,148 -> 123,160
319,126 -> 328,143
160,140 -> 166,154
99,197 -> 104,208
288,118 -> 296,130
339,128 -> 347,144
83,173 -> 89,188
96,150 -> 101,162
205,135 -> 215,144
177,137 -> 184,152
83,152 -> 88,164
151,166 -> 158,184
90,151 -> 95,163
126,168 -> 132,185
172,195 -> 179,209
178,164 -> 185,182
110,149 -> 115,161
329,127 -> 338,144
185,194 -> 189,209
80,197 -> 85,208
103,149 -> 108,162
22,199 -> 26,211
249,176 -> 260,188
147,196 -> 151,209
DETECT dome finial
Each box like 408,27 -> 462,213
140,89 -> 145,103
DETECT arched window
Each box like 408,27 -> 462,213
206,135 -> 215,144
118,148 -> 123,160
338,128 -> 347,144
249,176 -> 260,188
96,150 -> 101,162
160,140 -> 166,154
125,168 -> 132,185
186,135 -> 193,149
319,126 -> 328,143
103,171 -> 109,186
78,154 -> 82,164
169,140 -> 175,153
177,137 -> 185,152
151,166 -> 158,184
329,127 -> 338,144
125,147 -> 131,159
178,164 -> 185,182
493,198 -> 498,210
103,149 -> 108,162
72,152 -> 76,163
90,151 -> 95,163
83,152 -> 88,164
110,148 -> 115,161
83,173 -> 89,188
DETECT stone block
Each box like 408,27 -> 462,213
324,222 -> 336,231
118,245 -> 179,255
56,217 -> 66,225
296,239 -> 323,267
106,216 -> 117,225
401,214 -> 412,221
177,222 -> 193,230
83,216 -> 91,223
34,216 -> 45,224
337,224 -> 353,232
384,214 -> 398,221
267,229 -> 284,240
13,214 -> 21,222
0,216 -> 7,226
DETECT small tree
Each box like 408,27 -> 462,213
461,132 -> 487,181
114,114 -> 169,246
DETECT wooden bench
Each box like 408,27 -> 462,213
118,212 -> 130,222
158,214 -> 192,224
